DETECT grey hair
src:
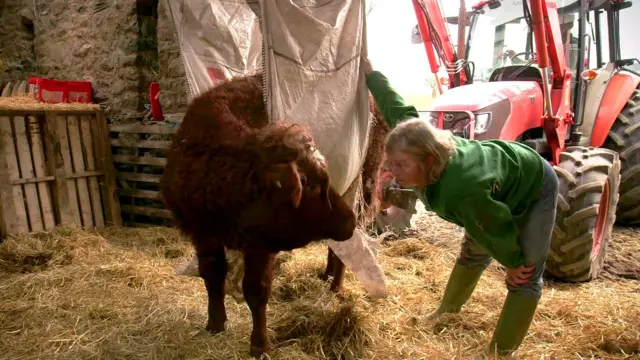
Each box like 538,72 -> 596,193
385,118 -> 456,184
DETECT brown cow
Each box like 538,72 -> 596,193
170,76 -> 391,296
160,74 -> 357,358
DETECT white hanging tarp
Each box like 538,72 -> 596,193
165,0 -> 387,299
260,0 -> 387,298
163,0 -> 263,98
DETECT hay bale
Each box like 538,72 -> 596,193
0,208 -> 639,359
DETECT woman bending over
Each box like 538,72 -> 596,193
364,58 -> 558,355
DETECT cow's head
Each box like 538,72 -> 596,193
242,161 -> 355,252
249,122 -> 332,208
241,124 -> 355,252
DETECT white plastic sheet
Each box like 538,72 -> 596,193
163,0 -> 262,99
260,0 -> 387,298
166,0 -> 387,299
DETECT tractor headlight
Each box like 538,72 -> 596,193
474,113 -> 491,134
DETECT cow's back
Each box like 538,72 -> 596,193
161,75 -> 269,238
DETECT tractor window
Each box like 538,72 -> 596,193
558,6 -> 613,84
619,3 -> 640,71
558,14 -> 580,79
466,15 -> 533,82
492,18 -> 531,68
465,1 -> 602,83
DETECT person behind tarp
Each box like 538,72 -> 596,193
362,57 -> 558,356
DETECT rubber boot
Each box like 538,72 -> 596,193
488,291 -> 540,356
426,262 -> 486,320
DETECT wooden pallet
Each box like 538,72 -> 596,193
108,121 -> 180,227
0,109 -> 122,238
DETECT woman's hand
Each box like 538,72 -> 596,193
361,57 -> 374,74
505,264 -> 535,287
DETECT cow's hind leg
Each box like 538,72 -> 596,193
243,250 -> 276,358
197,243 -> 228,333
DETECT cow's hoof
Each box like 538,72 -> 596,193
329,278 -> 344,293
250,343 -> 270,359
328,286 -> 347,302
319,272 -> 330,281
205,321 -> 225,334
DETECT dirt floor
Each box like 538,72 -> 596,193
1,205 -> 639,360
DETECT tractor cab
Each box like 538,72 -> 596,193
419,0 -> 589,143
464,2 -> 580,83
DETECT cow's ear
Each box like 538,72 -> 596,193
261,162 -> 303,208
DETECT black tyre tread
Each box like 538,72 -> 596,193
548,146 -> 621,282
603,88 -> 640,225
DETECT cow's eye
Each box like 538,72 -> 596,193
300,175 -> 307,186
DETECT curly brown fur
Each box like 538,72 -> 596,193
257,120 -> 331,203
359,95 -> 391,223
160,75 -> 351,252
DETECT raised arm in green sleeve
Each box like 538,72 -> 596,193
457,191 -> 524,269
366,70 -> 420,128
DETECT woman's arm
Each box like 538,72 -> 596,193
363,58 -> 420,128
457,191 -> 524,269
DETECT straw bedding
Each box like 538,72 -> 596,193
0,96 -> 100,111
1,204 -> 639,359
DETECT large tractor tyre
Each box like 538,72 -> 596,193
602,88 -> 640,225
547,146 -> 621,282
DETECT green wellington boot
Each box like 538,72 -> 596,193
488,291 -> 540,356
426,262 -> 486,320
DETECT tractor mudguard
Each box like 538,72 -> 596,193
590,71 -> 640,147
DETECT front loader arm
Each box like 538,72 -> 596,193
541,1 -> 569,88
530,0 -> 574,164
412,0 -> 467,91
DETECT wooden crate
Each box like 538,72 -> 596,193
108,121 -> 180,227
0,109 -> 122,238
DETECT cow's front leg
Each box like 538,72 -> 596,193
320,247 -> 336,281
329,255 -> 346,293
320,247 -> 346,293
197,244 -> 228,333
243,250 -> 276,358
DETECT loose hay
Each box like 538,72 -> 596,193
0,207 -> 639,360
0,95 -> 100,111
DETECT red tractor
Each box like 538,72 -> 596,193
376,0 -> 639,283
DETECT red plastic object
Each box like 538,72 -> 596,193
28,77 -> 92,104
65,80 -> 92,103
149,82 -> 163,121
206,67 -> 226,84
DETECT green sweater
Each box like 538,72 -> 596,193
366,70 -> 545,268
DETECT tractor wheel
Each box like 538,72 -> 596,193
602,88 -> 640,225
547,146 -> 620,282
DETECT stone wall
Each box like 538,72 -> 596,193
156,0 -> 188,115
1,0 -> 189,121
0,0 -> 37,86
34,0 -> 146,121
136,0 -> 161,113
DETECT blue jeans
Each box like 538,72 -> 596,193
457,159 -> 559,299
